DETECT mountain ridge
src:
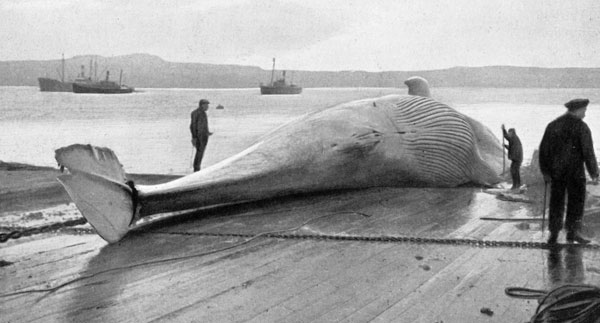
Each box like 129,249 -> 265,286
2,53 -> 600,88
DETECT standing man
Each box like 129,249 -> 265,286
190,99 -> 212,172
502,124 -> 523,190
539,98 -> 599,245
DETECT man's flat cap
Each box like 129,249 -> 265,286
199,99 -> 210,105
565,98 -> 589,111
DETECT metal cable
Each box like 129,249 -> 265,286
155,230 -> 600,250
4,216 -> 600,251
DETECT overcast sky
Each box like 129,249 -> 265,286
1,0 -> 599,71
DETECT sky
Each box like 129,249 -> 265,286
1,0 -> 600,72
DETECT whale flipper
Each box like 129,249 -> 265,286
334,129 -> 383,156
404,76 -> 431,98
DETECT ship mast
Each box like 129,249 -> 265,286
270,58 -> 276,85
89,59 -> 93,81
61,53 -> 65,82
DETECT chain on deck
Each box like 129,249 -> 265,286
0,218 -> 89,243
157,230 -> 600,250
3,217 -> 600,250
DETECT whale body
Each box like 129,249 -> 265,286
56,92 -> 504,243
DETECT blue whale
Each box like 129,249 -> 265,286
55,79 -> 503,243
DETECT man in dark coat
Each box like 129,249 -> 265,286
502,124 -> 523,190
539,98 -> 599,245
190,99 -> 212,171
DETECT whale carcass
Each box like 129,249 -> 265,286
55,85 -> 504,243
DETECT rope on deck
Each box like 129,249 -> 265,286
506,284 -> 600,322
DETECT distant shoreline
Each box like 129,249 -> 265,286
0,161 -> 181,214
5,85 -> 600,91
4,54 -> 600,88
0,160 -> 57,171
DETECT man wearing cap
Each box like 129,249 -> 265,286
190,99 -> 212,171
539,98 -> 599,245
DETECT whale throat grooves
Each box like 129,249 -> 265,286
389,96 -> 482,186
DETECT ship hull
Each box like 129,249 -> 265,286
260,85 -> 302,95
38,78 -> 73,92
73,82 -> 134,94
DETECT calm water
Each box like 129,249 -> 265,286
1,86 -> 600,174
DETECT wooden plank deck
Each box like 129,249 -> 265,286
3,186 -> 600,322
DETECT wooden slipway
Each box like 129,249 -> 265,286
3,186 -> 600,322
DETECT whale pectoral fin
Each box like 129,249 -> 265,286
404,76 -> 431,98
334,129 -> 383,156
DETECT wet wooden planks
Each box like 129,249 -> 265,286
2,187 -> 600,322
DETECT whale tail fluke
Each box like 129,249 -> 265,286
55,144 -> 135,243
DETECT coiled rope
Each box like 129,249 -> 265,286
506,284 -> 600,323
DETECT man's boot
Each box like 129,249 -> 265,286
566,232 -> 591,244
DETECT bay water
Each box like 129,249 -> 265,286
1,86 -> 600,175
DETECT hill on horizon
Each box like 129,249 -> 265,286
1,53 -> 600,88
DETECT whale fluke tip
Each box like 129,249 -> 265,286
55,144 -> 127,182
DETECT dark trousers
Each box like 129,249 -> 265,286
193,138 -> 208,172
510,161 -> 521,188
548,178 -> 586,235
